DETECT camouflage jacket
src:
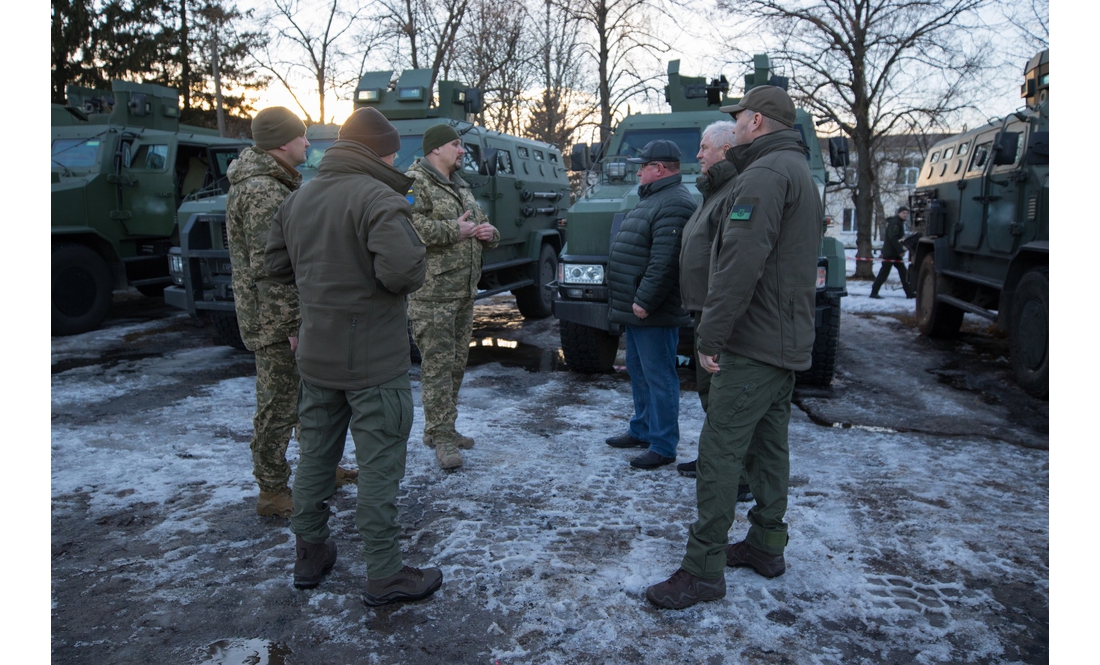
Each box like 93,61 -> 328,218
405,158 -> 499,301
225,146 -> 302,351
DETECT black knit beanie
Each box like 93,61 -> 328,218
338,107 -> 402,156
422,124 -> 461,155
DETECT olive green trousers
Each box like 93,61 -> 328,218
682,353 -> 794,579
291,374 -> 412,580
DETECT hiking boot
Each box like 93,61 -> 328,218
434,440 -> 463,470
293,535 -> 337,589
645,568 -> 726,609
335,466 -> 359,487
257,488 -> 293,518
726,540 -> 786,578
737,484 -> 754,503
362,565 -> 443,607
869,293 -> 884,300
677,459 -> 697,477
605,432 -> 648,448
424,433 -> 474,450
630,450 -> 676,469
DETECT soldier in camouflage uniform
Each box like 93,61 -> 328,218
406,124 -> 499,470
226,106 -> 357,518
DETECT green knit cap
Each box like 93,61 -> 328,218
422,124 -> 461,155
251,107 -> 306,150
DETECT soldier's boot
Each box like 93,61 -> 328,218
362,565 -> 443,606
423,433 -> 474,450
335,466 -> 359,487
434,439 -> 463,470
257,487 -> 293,518
293,535 -> 337,589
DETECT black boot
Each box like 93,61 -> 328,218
293,535 -> 337,589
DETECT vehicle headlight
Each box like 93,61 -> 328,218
169,252 -> 184,284
816,266 -> 827,289
559,263 -> 604,285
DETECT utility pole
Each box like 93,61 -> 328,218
212,26 -> 226,137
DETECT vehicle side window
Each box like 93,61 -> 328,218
957,141 -> 970,156
131,144 -> 169,171
969,142 -> 991,172
517,146 -> 529,159
943,146 -> 954,160
534,150 -> 545,161
930,150 -> 941,164
463,143 -> 481,173
496,149 -> 514,175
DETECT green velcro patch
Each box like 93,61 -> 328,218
729,204 -> 753,221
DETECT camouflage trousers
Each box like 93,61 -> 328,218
251,339 -> 300,492
408,296 -> 474,443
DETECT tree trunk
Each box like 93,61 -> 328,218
180,0 -> 191,112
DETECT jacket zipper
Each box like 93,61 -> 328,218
348,316 -> 358,371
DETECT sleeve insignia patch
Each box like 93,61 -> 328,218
729,204 -> 753,221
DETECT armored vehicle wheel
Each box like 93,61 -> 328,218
210,313 -> 247,350
560,320 -> 619,373
1009,267 -> 1048,398
916,254 -> 963,337
514,244 -> 558,319
52,244 -> 113,336
797,298 -> 841,387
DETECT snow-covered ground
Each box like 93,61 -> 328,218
50,286 -> 1048,664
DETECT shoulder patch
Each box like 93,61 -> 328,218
729,204 -> 753,221
406,187 -> 415,205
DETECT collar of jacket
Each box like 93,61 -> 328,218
638,172 -> 683,198
696,159 -> 737,198
230,146 -> 302,190
725,128 -> 809,173
412,157 -> 470,191
318,139 -> 413,195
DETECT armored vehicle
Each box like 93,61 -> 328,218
165,69 -> 569,348
908,50 -> 1049,397
553,56 -> 848,387
51,81 -> 251,336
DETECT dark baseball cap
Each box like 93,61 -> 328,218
626,139 -> 681,164
719,85 -> 796,128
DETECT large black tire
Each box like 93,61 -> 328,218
797,299 -> 841,387
560,320 -> 620,373
210,313 -> 247,350
513,244 -> 557,319
1009,267 -> 1048,398
915,253 -> 963,337
52,244 -> 113,336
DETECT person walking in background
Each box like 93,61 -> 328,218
405,124 -> 499,471
870,206 -> 914,299
647,86 -> 821,609
225,106 -> 356,519
603,139 -> 696,470
264,107 -> 442,606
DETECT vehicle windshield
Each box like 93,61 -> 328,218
615,128 -> 701,163
52,138 -> 102,170
302,136 -> 424,171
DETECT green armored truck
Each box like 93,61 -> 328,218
909,50 -> 1049,397
51,81 -> 250,335
554,56 -> 848,387
165,69 -> 570,347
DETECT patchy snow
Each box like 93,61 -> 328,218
50,300 -> 1048,663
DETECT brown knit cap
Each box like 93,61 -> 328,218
338,107 -> 402,156
251,107 -> 307,150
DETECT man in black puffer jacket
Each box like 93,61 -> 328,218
604,139 -> 696,469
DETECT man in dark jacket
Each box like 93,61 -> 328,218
264,107 -> 442,607
604,139 -> 696,469
647,86 -> 821,609
870,206 -> 914,298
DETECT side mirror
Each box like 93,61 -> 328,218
993,131 -> 1020,165
480,148 -> 498,176
569,143 -> 591,171
828,136 -> 850,168
464,87 -> 483,115
1025,131 -> 1047,165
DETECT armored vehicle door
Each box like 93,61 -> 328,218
955,131 -> 996,250
983,121 -> 1028,255
117,135 -> 178,237
484,137 -> 520,246
460,136 -> 491,219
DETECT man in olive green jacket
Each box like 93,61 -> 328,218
264,107 -> 442,607
406,124 -> 499,470
225,106 -> 356,519
648,86 -> 821,609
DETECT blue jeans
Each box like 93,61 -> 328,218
624,325 -> 681,458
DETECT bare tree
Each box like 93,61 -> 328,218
451,0 -> 532,134
377,0 -> 470,95
721,0 -> 993,277
526,0 -> 596,152
256,0 -> 368,124
559,0 -> 674,144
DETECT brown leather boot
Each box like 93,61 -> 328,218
434,439 -> 463,470
645,568 -> 726,609
362,565 -> 443,606
726,540 -> 787,578
256,488 -> 293,518
423,433 -> 474,450
293,535 -> 337,589
335,466 -> 359,487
